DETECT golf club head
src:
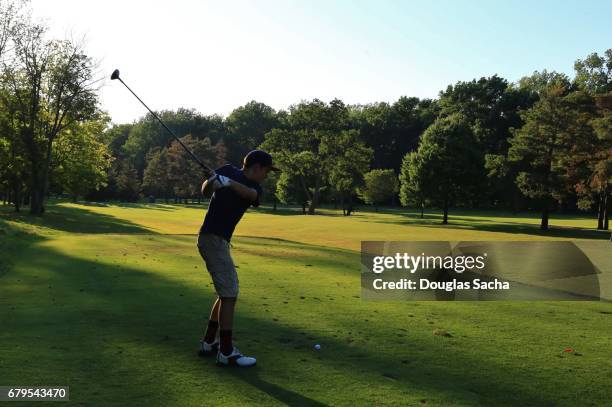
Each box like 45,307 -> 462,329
111,69 -> 120,80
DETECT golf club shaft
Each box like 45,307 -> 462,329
116,77 -> 212,176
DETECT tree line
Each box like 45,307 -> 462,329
0,1 -> 610,231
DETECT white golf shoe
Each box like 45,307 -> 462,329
198,339 -> 219,357
216,347 -> 257,367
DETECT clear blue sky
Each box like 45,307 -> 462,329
31,0 -> 612,124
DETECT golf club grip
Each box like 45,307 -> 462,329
117,78 -> 213,176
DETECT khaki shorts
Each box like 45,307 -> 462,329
197,233 -> 239,298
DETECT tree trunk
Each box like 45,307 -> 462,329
512,193 -> 520,214
442,199 -> 448,224
603,192 -> 609,230
307,179 -> 321,215
345,195 -> 353,216
597,192 -> 605,230
28,136 -> 52,216
420,202 -> 424,219
540,204 -> 549,230
30,170 -> 45,215
12,181 -> 20,212
273,197 -> 277,211
298,175 -> 313,213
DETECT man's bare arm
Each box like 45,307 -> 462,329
201,178 -> 216,198
201,175 -> 257,202
228,179 -> 258,202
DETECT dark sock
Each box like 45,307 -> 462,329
204,320 -> 219,344
219,329 -> 233,355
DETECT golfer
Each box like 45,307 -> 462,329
197,150 -> 279,367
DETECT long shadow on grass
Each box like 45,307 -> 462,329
363,207 -> 597,221
416,221 -> 608,240
253,205 -> 350,217
1,229 -> 586,405
366,214 -> 609,240
79,201 -> 180,212
0,204 -> 156,234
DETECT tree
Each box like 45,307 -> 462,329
142,147 -> 171,203
165,135 -> 222,203
571,50 -> 612,229
0,1 -> 30,210
113,161 -> 140,202
508,86 -> 577,230
438,76 -> 536,209
225,101 -> 279,163
84,123 -> 133,202
4,23 -> 100,214
0,80 -> 27,210
350,97 -> 437,172
399,151 -> 428,218
261,99 -> 353,214
518,70 -> 572,97
408,114 -> 484,224
324,129 -> 372,215
439,75 -> 540,156
51,113 -> 112,201
590,97 -> 612,229
275,171 -> 309,214
260,169 -> 280,210
483,153 -> 524,211
0,0 -> 28,61
574,49 -> 612,94
358,169 -> 398,211
261,127 -> 323,214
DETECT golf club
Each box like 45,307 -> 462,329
110,69 -> 213,176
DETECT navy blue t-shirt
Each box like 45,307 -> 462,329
199,164 -> 262,242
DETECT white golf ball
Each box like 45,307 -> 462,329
314,344 -> 321,350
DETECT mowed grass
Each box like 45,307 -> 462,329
0,201 -> 611,406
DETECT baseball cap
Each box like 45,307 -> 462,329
243,150 -> 281,171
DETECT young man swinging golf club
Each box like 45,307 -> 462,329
197,150 -> 280,367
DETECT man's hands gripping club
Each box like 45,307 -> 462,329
201,173 -> 258,202
202,173 -> 229,197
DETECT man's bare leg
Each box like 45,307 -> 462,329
203,297 -> 221,344
218,297 -> 236,355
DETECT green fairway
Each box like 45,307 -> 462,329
1,202 -> 611,406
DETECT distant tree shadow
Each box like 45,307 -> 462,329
363,211 -> 608,240
413,220 -> 607,240
79,201 -> 181,212
254,205 -> 356,217
0,204 -> 154,234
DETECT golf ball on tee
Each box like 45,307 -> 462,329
314,344 -> 321,350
